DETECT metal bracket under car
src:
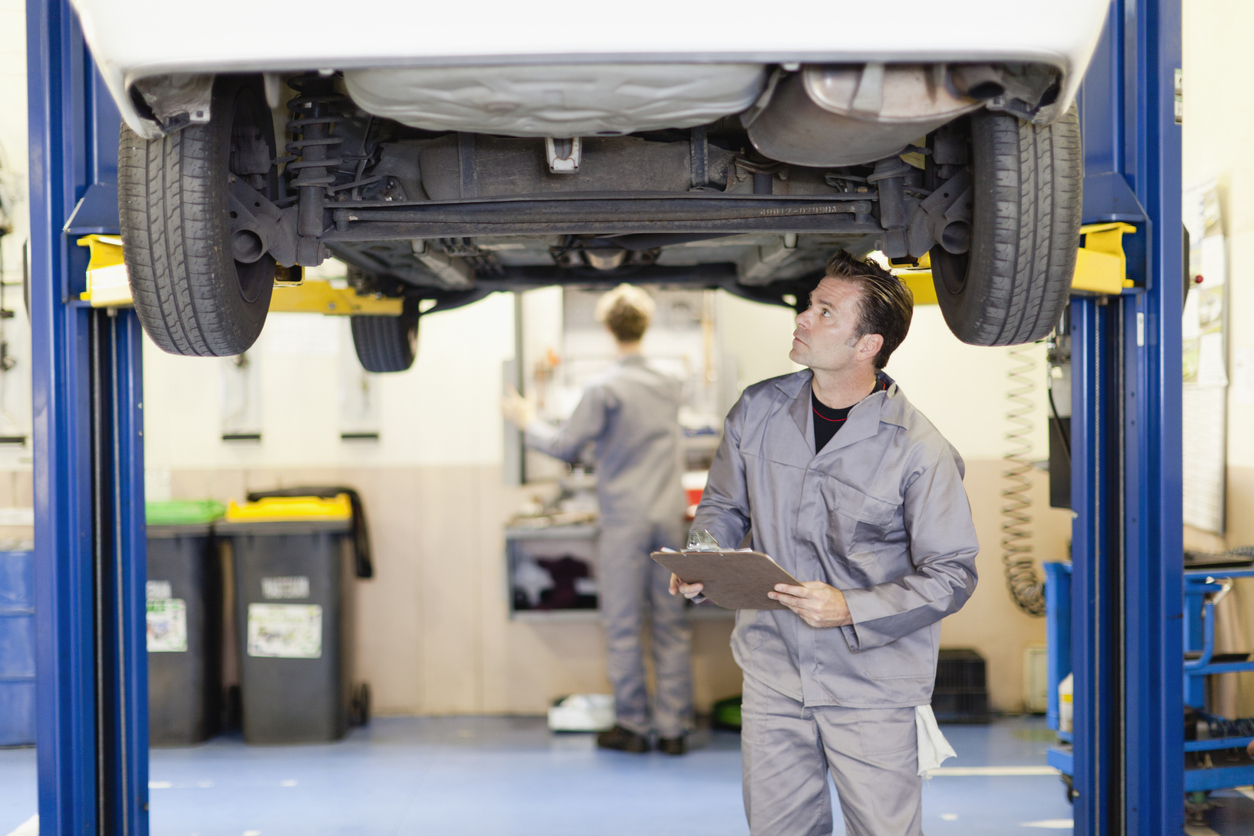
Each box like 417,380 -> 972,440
227,177 -> 298,268
906,169 -> 973,258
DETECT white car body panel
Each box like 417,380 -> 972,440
72,0 -> 1112,137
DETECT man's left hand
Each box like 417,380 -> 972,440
501,385 -> 537,430
768,582 -> 852,628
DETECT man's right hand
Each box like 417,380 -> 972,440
669,574 -> 704,599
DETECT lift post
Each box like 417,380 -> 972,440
27,0 -> 148,832
1069,0 -> 1183,833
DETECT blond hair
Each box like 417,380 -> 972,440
595,284 -> 655,343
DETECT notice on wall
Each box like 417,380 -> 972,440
1181,179 -> 1229,534
147,599 -> 188,653
261,576 -> 311,600
247,603 -> 323,659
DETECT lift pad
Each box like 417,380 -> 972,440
76,235 -> 404,315
890,222 -> 1138,303
1071,222 -> 1138,295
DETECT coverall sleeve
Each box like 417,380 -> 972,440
524,385 -> 611,463
691,395 -> 752,551
839,448 -> 979,651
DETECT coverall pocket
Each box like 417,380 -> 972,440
858,630 -> 936,681
819,477 -> 896,562
856,708 -> 918,756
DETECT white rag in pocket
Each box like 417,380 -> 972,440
915,705 -> 957,776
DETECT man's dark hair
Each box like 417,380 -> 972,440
823,250 -> 914,369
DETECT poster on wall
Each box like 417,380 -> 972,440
1181,179 -> 1227,534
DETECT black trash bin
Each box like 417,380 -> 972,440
145,501 -> 225,746
216,491 -> 371,745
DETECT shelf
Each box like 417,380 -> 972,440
510,609 -> 600,622
505,524 -> 599,541
509,603 -> 735,622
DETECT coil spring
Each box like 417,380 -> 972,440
284,76 -> 345,192
1003,344 -> 1045,617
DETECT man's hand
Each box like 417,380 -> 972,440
501,385 -> 537,430
669,573 -> 704,599
768,582 -> 852,628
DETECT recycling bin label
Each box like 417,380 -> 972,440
247,603 -> 323,658
147,599 -> 188,653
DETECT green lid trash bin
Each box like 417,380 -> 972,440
215,489 -> 372,745
145,500 -> 226,746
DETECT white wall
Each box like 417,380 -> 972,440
717,293 -> 1053,464
1180,0 -> 1254,716
143,294 -> 516,472
0,0 -> 27,289
0,0 -> 32,474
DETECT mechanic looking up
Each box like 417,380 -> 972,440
503,285 -> 693,755
672,251 -> 980,835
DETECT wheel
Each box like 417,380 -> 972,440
350,302 -> 420,373
118,76 -> 278,356
1062,773 -> 1075,805
931,107 -> 1082,346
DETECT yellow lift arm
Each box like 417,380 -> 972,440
81,223 -> 1136,312
76,235 -> 402,315
892,222 -> 1138,302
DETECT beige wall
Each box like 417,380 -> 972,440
156,460 -> 1063,717
166,464 -> 745,716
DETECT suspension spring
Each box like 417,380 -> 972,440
1002,344 -> 1045,617
285,75 -> 345,257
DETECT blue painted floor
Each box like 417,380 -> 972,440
3,715 -> 1254,835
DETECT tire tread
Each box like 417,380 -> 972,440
350,313 -> 418,373
934,107 -> 1082,346
118,79 -> 273,358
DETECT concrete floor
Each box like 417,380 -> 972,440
3,715 -> 1253,835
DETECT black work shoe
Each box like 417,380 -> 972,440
596,725 -> 649,753
656,735 -> 687,756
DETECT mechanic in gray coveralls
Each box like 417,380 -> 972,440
672,252 -> 980,835
503,284 -> 692,755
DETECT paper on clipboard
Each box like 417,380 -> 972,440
652,548 -> 799,610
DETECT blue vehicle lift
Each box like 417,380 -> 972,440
1046,1 -> 1185,833
25,0 -> 1181,834
27,1 -> 148,834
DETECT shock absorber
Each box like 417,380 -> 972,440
286,75 -> 345,266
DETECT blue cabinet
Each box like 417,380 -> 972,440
0,549 -> 35,747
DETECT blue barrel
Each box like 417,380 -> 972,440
0,549 -> 35,747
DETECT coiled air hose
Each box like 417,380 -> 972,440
1003,344 -> 1045,617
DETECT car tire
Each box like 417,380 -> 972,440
350,303 -> 420,373
931,106 -> 1082,346
118,76 -> 277,357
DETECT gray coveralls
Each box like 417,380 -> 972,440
693,370 -> 979,836
526,355 -> 693,738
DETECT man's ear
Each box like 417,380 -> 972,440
859,333 -> 884,362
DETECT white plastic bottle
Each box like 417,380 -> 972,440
1059,673 -> 1074,733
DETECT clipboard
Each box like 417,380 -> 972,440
650,549 -> 799,610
